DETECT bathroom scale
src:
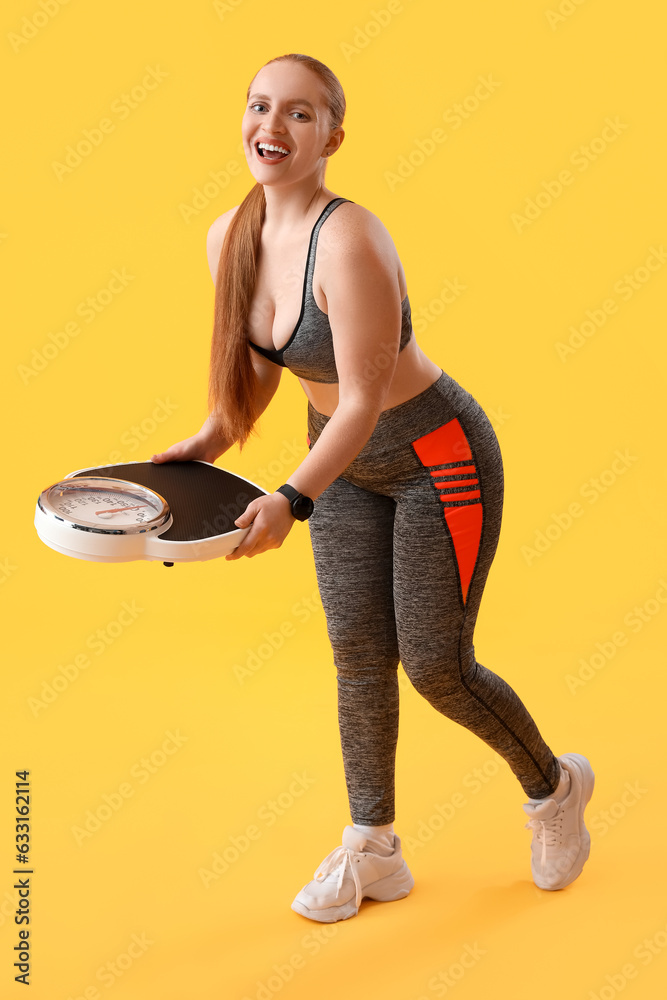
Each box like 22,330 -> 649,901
34,460 -> 268,566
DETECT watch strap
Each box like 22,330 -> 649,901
275,484 -> 300,504
275,483 -> 314,521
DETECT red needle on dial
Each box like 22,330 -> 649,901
95,505 -> 149,515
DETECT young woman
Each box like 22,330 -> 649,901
152,53 -> 595,922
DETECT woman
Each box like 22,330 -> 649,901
152,53 -> 595,922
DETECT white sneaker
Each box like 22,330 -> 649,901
291,825 -> 415,922
522,753 -> 595,890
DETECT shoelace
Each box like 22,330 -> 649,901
524,813 -> 564,870
314,846 -> 364,910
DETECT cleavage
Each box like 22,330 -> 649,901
249,234 -> 327,352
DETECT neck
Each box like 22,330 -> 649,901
261,180 -> 333,233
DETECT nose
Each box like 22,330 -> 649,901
262,108 -> 287,133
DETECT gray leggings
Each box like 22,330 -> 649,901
306,369 -> 561,825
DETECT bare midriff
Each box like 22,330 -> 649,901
298,335 -> 443,417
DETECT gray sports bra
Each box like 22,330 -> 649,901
247,197 -> 413,384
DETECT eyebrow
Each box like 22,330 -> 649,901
248,93 -> 317,112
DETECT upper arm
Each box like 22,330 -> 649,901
206,206 -> 283,408
251,348 -> 283,411
319,207 -> 402,411
206,207 -> 238,284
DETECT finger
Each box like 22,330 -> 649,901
227,534 -> 260,560
226,542 -> 253,561
226,528 -> 251,560
226,526 -> 265,560
229,531 -> 281,560
234,506 -> 257,528
151,447 -> 178,463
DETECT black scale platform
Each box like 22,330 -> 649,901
71,462 -> 266,541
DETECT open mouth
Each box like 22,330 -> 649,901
255,141 -> 291,161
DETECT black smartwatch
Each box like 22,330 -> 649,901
275,484 -> 314,521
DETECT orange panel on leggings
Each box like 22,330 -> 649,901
411,418 -> 483,606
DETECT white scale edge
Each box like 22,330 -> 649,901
34,459 -> 269,564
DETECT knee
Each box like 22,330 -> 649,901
326,616 -> 399,675
400,642 -> 475,700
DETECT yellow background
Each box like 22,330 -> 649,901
2,1 -> 666,997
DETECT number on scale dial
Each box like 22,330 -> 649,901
38,478 -> 170,533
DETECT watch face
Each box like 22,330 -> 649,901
293,495 -> 314,520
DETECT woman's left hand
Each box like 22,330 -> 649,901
226,492 -> 296,560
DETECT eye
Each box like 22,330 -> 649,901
248,103 -> 309,121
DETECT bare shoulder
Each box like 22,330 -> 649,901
206,205 -> 241,283
317,200 -> 404,300
318,200 -> 397,258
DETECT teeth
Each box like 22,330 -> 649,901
258,142 -> 290,155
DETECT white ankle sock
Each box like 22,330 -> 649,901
529,764 -> 570,805
352,822 -> 395,856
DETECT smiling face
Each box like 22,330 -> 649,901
242,60 -> 344,186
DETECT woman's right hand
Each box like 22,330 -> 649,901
150,416 -> 230,465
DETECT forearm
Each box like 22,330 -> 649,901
284,400 -> 382,501
198,414 -> 235,461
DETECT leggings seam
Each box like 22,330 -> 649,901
454,410 -> 557,794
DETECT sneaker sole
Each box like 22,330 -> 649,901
533,752 -> 595,891
291,859 -> 415,922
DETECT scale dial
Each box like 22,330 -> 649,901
37,477 -> 171,535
